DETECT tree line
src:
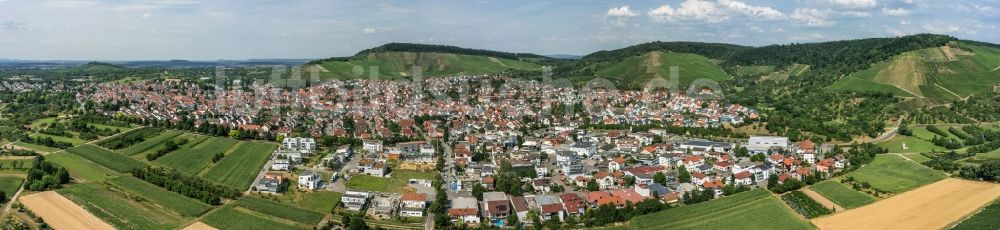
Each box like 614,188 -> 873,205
130,167 -> 240,205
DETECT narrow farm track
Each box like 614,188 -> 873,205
802,187 -> 845,212
0,182 -> 25,218
935,83 -> 962,99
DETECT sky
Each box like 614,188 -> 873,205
0,0 -> 997,60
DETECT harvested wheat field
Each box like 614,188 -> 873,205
812,178 -> 1000,230
19,191 -> 114,230
182,222 -> 218,230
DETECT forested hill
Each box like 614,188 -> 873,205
352,43 -> 549,61
723,34 -> 955,75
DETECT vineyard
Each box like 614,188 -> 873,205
781,191 -> 832,218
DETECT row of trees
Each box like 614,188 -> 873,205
130,167 -> 240,205
145,138 -> 187,161
98,127 -> 163,150
960,159 -> 1000,182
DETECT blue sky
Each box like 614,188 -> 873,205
0,0 -> 996,60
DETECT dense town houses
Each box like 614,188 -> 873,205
74,76 -> 836,227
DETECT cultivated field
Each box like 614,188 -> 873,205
627,189 -> 813,229
19,191 -> 115,230
812,178 -> 1000,230
201,205 -> 308,230
46,152 -> 119,182
201,141 -> 277,189
295,191 -> 343,213
594,51 -> 731,88
808,181 -> 875,209
236,196 -> 325,225
120,130 -> 184,156
155,136 -> 236,175
951,199 -> 1000,229
108,176 -> 213,217
0,175 -> 24,196
830,42 -> 1000,101
182,222 -> 217,230
59,183 -> 187,230
846,154 -> 946,193
67,144 -> 148,173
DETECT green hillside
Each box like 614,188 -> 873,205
829,42 -> 1000,100
591,51 -> 731,88
309,51 -> 541,79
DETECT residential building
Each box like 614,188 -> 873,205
298,170 -> 321,190
342,190 -> 371,211
399,192 -> 427,217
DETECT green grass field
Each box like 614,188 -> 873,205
808,181 -> 876,209
625,189 -> 813,229
29,117 -> 58,129
0,176 -> 23,197
847,155 -> 947,193
202,141 -> 277,189
237,196 -> 325,225
120,130 -> 184,156
201,205 -> 308,230
950,200 -> 1000,230
108,176 -> 213,217
12,141 -> 61,153
31,133 -> 86,146
155,136 -> 237,175
59,183 -> 187,230
899,153 -> 933,163
0,159 -> 33,173
346,169 -> 437,193
66,144 -> 148,173
46,152 -> 119,182
88,123 -> 133,132
296,191 -> 342,213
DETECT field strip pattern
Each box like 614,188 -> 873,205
812,178 -> 1000,230
19,191 -> 114,230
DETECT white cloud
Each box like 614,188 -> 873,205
899,20 -> 911,25
718,0 -> 786,20
648,0 -> 726,23
647,0 -> 785,23
362,28 -> 376,34
881,7 -> 910,16
791,8 -> 835,27
606,5 -> 637,17
789,8 -> 870,27
141,13 -> 152,18
840,11 -> 870,17
825,0 -> 877,8
921,23 -> 959,34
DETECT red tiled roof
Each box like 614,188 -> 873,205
735,171 -> 752,180
449,208 -> 478,216
541,203 -> 563,213
402,192 -> 427,202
